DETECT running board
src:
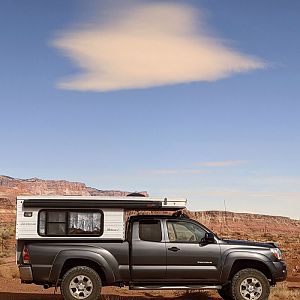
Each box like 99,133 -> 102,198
129,284 -> 222,290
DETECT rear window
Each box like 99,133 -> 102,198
139,220 -> 162,242
38,210 -> 103,236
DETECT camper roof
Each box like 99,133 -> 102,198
17,195 -> 187,210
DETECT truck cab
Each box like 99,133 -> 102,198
129,215 -> 221,285
16,195 -> 287,300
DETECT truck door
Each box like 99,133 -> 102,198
165,220 -> 221,283
130,219 -> 166,281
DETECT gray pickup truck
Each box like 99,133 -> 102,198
16,197 -> 287,300
18,211 -> 287,300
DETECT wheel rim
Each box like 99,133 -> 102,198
69,274 -> 93,299
239,277 -> 263,300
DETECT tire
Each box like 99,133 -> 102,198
231,268 -> 270,300
218,284 -> 234,300
61,266 -> 102,300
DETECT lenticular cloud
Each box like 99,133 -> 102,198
52,2 -> 265,92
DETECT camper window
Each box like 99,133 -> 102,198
38,210 -> 103,237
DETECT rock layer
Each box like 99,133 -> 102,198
0,175 -> 148,223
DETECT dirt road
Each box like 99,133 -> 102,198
0,278 -> 220,300
1,278 -> 300,300
0,267 -> 299,300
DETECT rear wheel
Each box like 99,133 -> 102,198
61,266 -> 101,300
231,268 -> 270,300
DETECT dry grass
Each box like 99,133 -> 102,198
0,223 -> 15,258
0,265 -> 19,279
101,287 -> 219,300
270,283 -> 300,300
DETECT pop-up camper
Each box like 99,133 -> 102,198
16,195 -> 187,241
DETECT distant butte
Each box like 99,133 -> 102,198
0,175 -> 148,205
0,175 -> 299,236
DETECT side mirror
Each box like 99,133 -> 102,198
201,232 -> 215,244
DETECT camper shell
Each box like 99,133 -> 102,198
16,195 -> 186,241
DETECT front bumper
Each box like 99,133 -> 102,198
19,265 -> 33,282
273,261 -> 287,282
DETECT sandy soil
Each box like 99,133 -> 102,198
0,259 -> 299,300
0,277 -> 300,300
0,277 -> 221,300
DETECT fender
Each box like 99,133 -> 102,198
220,250 -> 273,283
48,247 -> 120,284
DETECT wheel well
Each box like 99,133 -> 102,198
229,260 -> 273,282
60,258 -> 107,284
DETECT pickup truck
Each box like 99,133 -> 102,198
18,213 -> 287,300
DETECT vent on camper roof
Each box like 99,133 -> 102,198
127,192 -> 146,197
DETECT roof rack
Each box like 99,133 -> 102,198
17,195 -> 187,210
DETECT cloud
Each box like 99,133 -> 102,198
195,160 -> 247,167
52,2 -> 266,92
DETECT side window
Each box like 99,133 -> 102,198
68,211 -> 101,235
139,220 -> 162,242
38,210 -> 103,236
47,211 -> 67,235
167,221 -> 206,243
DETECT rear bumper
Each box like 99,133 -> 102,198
19,265 -> 33,282
273,261 -> 287,282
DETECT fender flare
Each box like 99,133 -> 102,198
220,250 -> 274,283
48,249 -> 118,284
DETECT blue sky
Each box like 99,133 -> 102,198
1,1 -> 299,219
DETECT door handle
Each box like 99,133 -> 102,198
168,247 -> 180,252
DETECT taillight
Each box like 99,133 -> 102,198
22,246 -> 30,264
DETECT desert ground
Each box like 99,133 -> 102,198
0,275 -> 299,300
1,216 -> 299,299
0,253 -> 299,300
1,213 -> 300,299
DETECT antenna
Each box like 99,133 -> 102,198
223,199 -> 228,238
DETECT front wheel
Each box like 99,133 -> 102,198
231,268 -> 270,300
61,266 -> 102,300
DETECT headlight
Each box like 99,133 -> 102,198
270,248 -> 282,260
